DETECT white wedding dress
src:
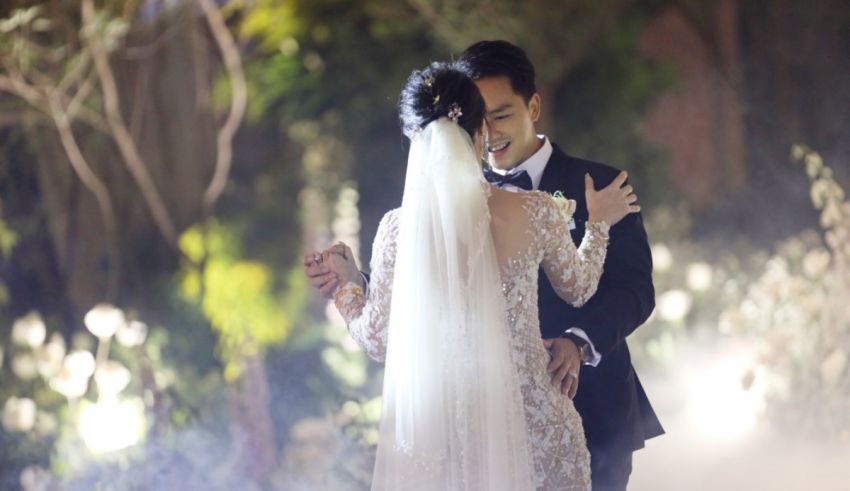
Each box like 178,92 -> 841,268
333,119 -> 608,491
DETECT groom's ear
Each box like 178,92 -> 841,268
528,93 -> 541,123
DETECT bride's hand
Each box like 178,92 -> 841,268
585,171 -> 640,226
323,242 -> 364,292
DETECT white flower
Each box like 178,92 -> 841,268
95,360 -> 131,396
36,333 -> 66,379
11,354 -> 38,380
651,243 -> 673,273
63,349 -> 96,379
657,289 -> 693,322
49,367 -> 89,399
551,192 -> 577,219
11,312 -> 47,348
34,411 -> 58,436
718,309 -> 745,334
802,249 -> 831,278
19,465 -> 52,491
686,262 -> 714,292
115,320 -> 148,347
820,349 -> 847,386
2,397 -> 37,432
84,303 -> 126,339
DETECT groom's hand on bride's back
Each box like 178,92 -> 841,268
303,253 -> 340,299
543,338 -> 582,400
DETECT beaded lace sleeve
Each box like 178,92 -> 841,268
333,209 -> 399,362
532,193 -> 610,307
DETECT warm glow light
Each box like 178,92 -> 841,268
651,243 -> 673,272
77,397 -> 146,453
685,352 -> 764,441
94,360 -> 131,396
11,312 -> 47,348
36,333 -> 66,379
2,397 -> 37,432
63,350 -> 96,379
657,289 -> 693,322
115,321 -> 148,347
686,262 -> 713,292
84,304 -> 125,339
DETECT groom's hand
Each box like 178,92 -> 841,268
543,338 -> 581,399
303,253 -> 340,299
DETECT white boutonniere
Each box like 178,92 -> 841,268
552,191 -> 577,230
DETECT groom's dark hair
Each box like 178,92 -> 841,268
455,40 -> 537,103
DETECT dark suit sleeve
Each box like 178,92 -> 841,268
573,210 -> 655,356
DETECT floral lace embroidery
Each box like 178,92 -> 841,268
335,192 -> 609,490
333,210 -> 399,362
497,191 -> 607,490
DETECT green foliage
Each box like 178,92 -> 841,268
179,221 -> 303,380
553,15 -> 677,209
0,203 -> 18,264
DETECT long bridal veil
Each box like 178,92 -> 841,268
373,118 -> 534,490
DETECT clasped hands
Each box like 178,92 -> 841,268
303,242 -> 363,299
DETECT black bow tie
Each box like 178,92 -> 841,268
483,166 -> 533,191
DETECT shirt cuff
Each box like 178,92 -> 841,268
359,271 -> 370,295
565,327 -> 602,367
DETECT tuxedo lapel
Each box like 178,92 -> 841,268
539,144 -> 586,212
538,144 -> 589,243
538,143 -> 571,194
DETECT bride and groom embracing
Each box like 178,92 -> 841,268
304,41 -> 663,491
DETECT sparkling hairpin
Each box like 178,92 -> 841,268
447,102 -> 462,122
433,94 -> 441,105
424,76 -> 434,88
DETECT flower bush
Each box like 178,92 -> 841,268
633,147 -> 849,442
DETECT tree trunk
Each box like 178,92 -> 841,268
227,354 -> 278,487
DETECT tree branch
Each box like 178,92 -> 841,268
48,93 -> 120,297
66,68 -> 96,123
405,0 -> 469,49
0,73 -> 45,107
82,0 -> 179,247
197,0 -> 247,218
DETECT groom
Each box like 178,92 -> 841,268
456,40 -> 663,490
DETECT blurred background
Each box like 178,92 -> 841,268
0,0 -> 848,490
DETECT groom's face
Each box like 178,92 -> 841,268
474,76 -> 542,171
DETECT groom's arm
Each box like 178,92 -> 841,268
573,210 -> 655,356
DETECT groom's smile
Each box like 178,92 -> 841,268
474,75 -> 542,172
486,139 -> 511,158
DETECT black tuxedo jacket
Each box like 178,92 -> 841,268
537,144 -> 664,454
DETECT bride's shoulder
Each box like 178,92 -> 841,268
518,190 -> 558,211
520,191 -> 576,224
488,188 -> 553,212
523,190 -> 553,203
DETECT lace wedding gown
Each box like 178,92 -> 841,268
335,189 -> 609,490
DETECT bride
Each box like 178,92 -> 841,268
309,62 -> 638,490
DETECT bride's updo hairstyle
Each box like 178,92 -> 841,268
399,61 -> 485,140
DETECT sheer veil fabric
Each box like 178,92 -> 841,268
373,118 -> 535,490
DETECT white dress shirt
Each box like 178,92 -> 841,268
492,136 -> 602,366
